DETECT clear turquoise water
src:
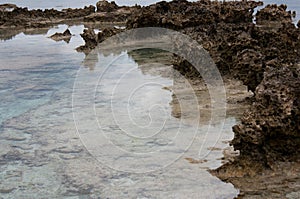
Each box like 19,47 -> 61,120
0,25 -> 85,126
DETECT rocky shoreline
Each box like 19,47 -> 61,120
1,0 -> 299,198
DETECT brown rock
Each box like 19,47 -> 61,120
256,4 -> 293,24
96,0 -> 118,12
0,4 -> 95,28
0,3 -> 17,12
232,65 -> 300,163
127,0 -> 263,29
76,28 -> 98,53
97,27 -> 122,43
49,29 -> 72,43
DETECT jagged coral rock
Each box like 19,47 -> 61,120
232,65 -> 300,163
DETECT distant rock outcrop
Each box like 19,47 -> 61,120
49,29 -> 72,43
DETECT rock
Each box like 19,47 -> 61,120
61,5 -> 95,18
0,5 -> 95,28
256,4 -> 293,24
0,188 -> 15,193
97,27 -> 122,43
172,5 -> 300,92
211,64 -> 300,197
77,27 -> 122,53
76,28 -> 98,53
127,0 -> 263,29
81,28 -> 97,45
0,3 -> 17,12
185,157 -> 207,164
53,146 -> 84,154
96,0 -> 119,12
232,65 -> 300,163
233,49 -> 264,92
84,3 -> 139,23
84,8 -> 132,22
49,29 -> 72,43
1,149 -> 24,162
1,1 -> 299,197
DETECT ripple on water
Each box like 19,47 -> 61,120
0,25 -> 246,198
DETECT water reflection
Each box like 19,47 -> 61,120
72,46 -> 240,197
0,24 -> 251,198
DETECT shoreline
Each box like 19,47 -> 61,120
1,0 -> 299,198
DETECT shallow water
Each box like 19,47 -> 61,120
0,0 -> 296,198
0,23 -> 249,198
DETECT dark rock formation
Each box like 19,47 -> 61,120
232,65 -> 300,164
116,0 -> 300,197
212,64 -> 300,198
97,27 -> 122,43
83,7 -> 134,23
75,0 -> 300,92
125,0 -> 266,90
49,29 -> 72,43
84,1 -> 140,23
131,2 -> 300,92
76,28 -> 98,53
256,4 -> 293,24
0,3 -> 17,12
0,4 -> 95,28
96,0 -> 118,12
127,0 -> 263,29
76,27 -> 122,53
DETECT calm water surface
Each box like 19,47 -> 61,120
0,0 -> 298,198
0,24 -> 241,197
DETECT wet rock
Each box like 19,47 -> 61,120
1,149 -> 24,162
49,29 -> 72,43
97,27 -> 122,43
76,27 -> 122,53
53,146 -> 83,154
0,188 -> 15,194
76,28 -> 98,53
185,158 -> 207,164
5,136 -> 27,142
212,160 -> 300,198
212,64 -> 300,198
